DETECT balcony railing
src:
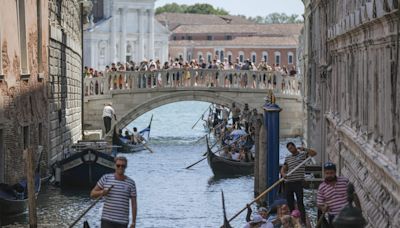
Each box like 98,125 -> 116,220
84,69 -> 302,97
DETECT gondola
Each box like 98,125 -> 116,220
0,150 -> 43,215
206,141 -> 254,177
113,115 -> 153,153
57,147 -> 115,189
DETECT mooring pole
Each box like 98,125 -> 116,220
25,148 -> 37,228
263,95 -> 281,206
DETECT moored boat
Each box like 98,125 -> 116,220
57,147 -> 115,189
206,143 -> 254,177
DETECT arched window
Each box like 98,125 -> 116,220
238,51 -> 244,63
207,52 -> 212,63
197,52 -> 203,63
220,50 -> 224,61
274,51 -> 281,65
288,52 -> 294,65
227,51 -> 233,63
262,51 -> 268,63
251,52 -> 257,63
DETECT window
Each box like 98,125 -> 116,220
173,36 -> 176,40
187,36 -> 192,40
207,35 -> 213,40
17,0 -> 29,74
275,51 -> 281,65
238,51 -> 244,63
251,52 -> 257,63
288,52 -> 294,64
262,51 -> 268,63
227,51 -> 232,63
37,0 -> 43,73
23,126 -> 29,149
220,50 -> 224,61
207,52 -> 212,63
197,52 -> 203,62
226,35 -> 232,40
181,36 -> 184,40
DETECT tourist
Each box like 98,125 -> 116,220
241,103 -> 251,132
280,215 -> 301,228
290,209 -> 302,226
243,214 -> 267,228
102,102 -> 117,134
317,162 -> 349,226
131,127 -> 143,145
280,142 -> 316,225
231,102 -> 241,126
90,156 -> 137,228
221,146 -> 232,159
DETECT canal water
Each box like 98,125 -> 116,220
1,101 -> 317,227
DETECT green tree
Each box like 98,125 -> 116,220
156,3 -> 229,15
263,13 -> 303,24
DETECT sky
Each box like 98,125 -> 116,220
155,0 -> 305,18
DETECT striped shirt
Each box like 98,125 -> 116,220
317,176 -> 349,216
97,174 -> 136,224
284,151 -> 307,182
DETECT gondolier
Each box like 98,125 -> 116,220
90,156 -> 137,228
103,102 -> 117,134
280,142 -> 316,225
317,162 -> 349,227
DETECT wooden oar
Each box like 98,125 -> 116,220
69,185 -> 114,228
191,104 -> 212,129
226,156 -> 314,223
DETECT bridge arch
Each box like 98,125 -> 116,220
113,90 -> 246,132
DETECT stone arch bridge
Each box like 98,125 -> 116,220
83,69 -> 303,137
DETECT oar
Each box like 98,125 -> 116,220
226,156 -> 314,223
194,134 -> 208,144
69,185 -> 114,228
191,104 -> 212,129
316,211 -> 326,228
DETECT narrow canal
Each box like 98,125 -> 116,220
2,101 -> 317,227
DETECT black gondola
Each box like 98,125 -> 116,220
206,142 -> 254,177
0,150 -> 43,215
113,115 -> 153,153
58,147 -> 115,189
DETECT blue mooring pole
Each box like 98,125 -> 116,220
263,99 -> 281,206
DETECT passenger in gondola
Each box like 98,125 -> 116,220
131,127 -> 143,145
231,149 -> 240,161
221,146 -> 232,159
245,205 -> 269,222
243,214 -> 267,228
124,130 -> 131,140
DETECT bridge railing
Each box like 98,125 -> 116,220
84,69 -> 302,97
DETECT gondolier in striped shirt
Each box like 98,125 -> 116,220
90,156 -> 137,228
280,142 -> 316,225
317,162 -> 349,226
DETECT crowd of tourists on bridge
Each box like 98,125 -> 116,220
83,56 -> 300,96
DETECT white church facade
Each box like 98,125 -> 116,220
84,0 -> 170,70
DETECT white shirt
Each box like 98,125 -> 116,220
102,105 -> 115,118
231,152 -> 240,160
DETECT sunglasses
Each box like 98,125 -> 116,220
116,164 -> 126,168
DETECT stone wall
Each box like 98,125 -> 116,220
303,0 -> 400,227
0,0 -> 49,184
48,0 -> 82,163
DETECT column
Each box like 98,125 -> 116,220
148,9 -> 155,60
110,8 -> 117,63
120,8 -> 127,62
138,8 -> 145,61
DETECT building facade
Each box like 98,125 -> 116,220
160,15 -> 301,67
84,0 -> 170,70
302,0 -> 400,227
0,0 -> 85,184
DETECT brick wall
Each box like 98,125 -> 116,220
48,0 -> 82,163
0,0 -> 49,183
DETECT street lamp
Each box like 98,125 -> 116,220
333,183 -> 367,228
